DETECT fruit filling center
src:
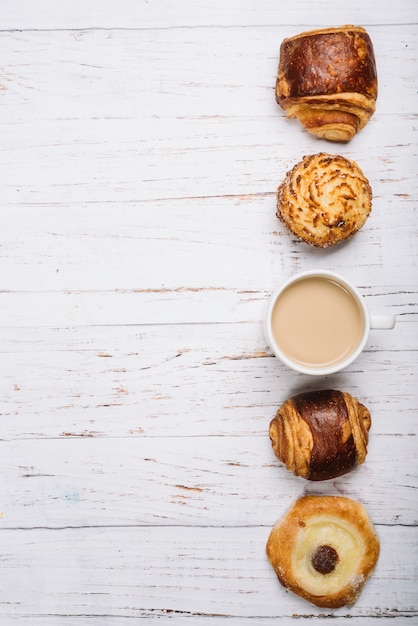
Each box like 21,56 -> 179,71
311,544 -> 339,574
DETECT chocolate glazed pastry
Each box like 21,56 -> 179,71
276,25 -> 378,141
269,390 -> 371,480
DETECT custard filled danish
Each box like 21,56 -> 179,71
266,495 -> 380,608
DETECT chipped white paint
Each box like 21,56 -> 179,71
0,1 -> 417,623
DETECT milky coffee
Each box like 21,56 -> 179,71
271,276 -> 365,369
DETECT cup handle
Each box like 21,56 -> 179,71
370,314 -> 396,330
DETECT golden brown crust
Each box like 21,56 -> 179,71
269,390 -> 371,480
276,25 -> 377,141
276,153 -> 372,247
266,495 -> 380,608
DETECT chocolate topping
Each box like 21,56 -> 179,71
278,30 -> 377,101
292,389 -> 357,480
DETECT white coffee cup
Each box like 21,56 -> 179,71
264,269 -> 396,376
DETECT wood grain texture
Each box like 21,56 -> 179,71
1,0 -> 416,29
1,433 -> 417,528
0,323 -> 416,441
0,24 -> 416,328
0,1 -> 417,623
0,527 -> 416,621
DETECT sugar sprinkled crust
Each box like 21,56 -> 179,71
266,495 -> 380,608
276,153 -> 372,247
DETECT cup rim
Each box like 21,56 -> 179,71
264,269 -> 370,376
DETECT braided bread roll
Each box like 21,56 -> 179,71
266,495 -> 380,608
276,25 -> 378,141
277,153 -> 372,248
269,389 -> 371,481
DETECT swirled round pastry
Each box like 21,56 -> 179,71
266,495 -> 380,608
276,25 -> 378,142
269,389 -> 371,481
277,153 -> 372,247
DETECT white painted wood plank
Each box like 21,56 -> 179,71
0,322 -> 416,440
0,193 -> 415,326
1,0 -> 416,29
5,618 -> 414,626
0,196 -> 418,326
0,194 -> 415,327
0,3 -> 416,623
0,188 -> 416,294
0,27 -> 416,205
0,526 -> 416,621
4,618 -> 415,626
0,26 -> 415,334
0,433 -> 416,528
0,285 -> 413,327
0,27 -> 415,124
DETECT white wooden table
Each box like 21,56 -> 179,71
0,1 -> 417,623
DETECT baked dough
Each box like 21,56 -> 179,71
266,495 -> 380,608
277,153 -> 372,247
269,389 -> 371,480
276,25 -> 378,141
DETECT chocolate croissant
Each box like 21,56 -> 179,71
269,389 -> 371,480
266,495 -> 380,608
276,25 -> 378,141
